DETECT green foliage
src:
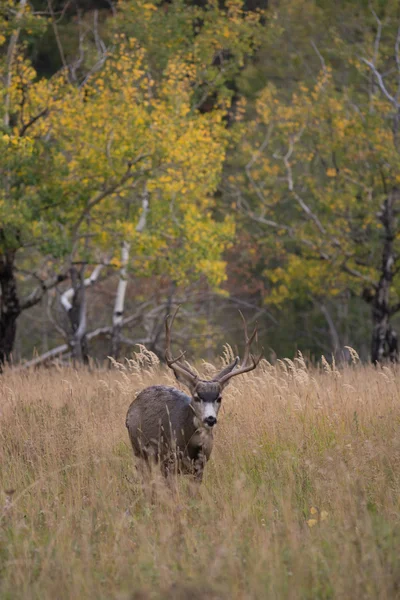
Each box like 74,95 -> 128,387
5,0 -> 400,358
113,0 -> 263,102
230,0 -> 400,306
0,0 -> 264,290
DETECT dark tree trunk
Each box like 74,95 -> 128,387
68,266 -> 89,365
0,252 -> 21,367
110,323 -> 121,360
370,190 -> 399,364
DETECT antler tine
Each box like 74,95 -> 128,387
214,312 -> 262,385
217,348 -> 263,386
212,356 -> 240,382
167,350 -> 186,366
165,305 -> 198,380
238,310 -> 258,367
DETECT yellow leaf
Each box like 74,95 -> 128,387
307,519 -> 318,528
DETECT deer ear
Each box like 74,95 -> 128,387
219,377 -> 234,390
171,367 -> 198,393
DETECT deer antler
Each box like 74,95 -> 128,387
165,305 -> 198,383
213,311 -> 263,385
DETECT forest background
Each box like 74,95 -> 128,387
1,0 -> 400,367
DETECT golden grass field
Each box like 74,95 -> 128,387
1,350 -> 400,599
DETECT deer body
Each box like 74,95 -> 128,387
126,385 -> 214,480
126,308 -> 262,483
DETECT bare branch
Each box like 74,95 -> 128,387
341,262 -> 377,285
16,299 -> 154,369
279,137 -> 327,235
310,41 -> 326,74
93,10 -> 107,58
69,9 -> 86,82
20,272 -> 69,311
105,0 -> 117,17
362,58 -> 399,108
47,0 -> 70,78
20,343 -> 69,368
245,124 -> 274,206
250,213 -> 292,231
19,108 -> 49,137
370,7 -> 383,67
71,155 -> 150,243
234,187 -> 292,232
56,0 -> 72,23
395,26 -> 400,100
237,184 -> 331,260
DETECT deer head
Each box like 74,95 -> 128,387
165,306 -> 262,429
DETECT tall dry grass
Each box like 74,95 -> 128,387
1,351 -> 400,599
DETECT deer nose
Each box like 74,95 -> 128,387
204,416 -> 217,427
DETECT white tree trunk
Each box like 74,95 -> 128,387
110,242 -> 130,359
110,188 -> 149,358
60,263 -> 104,312
59,263 -> 105,363
112,241 -> 130,329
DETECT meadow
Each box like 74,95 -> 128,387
1,350 -> 400,599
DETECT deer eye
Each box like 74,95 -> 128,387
216,396 -> 222,403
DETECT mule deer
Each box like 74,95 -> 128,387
125,307 -> 262,483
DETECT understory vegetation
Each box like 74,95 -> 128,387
1,354 -> 400,599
